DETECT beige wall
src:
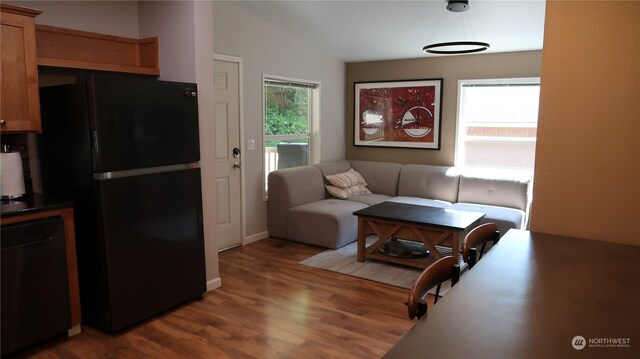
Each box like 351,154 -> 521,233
212,2 -> 346,239
530,1 -> 640,245
346,51 -> 542,165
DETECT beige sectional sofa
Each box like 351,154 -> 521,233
267,160 -> 531,249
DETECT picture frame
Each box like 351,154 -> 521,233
354,79 -> 443,149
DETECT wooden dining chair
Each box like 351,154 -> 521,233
462,222 -> 500,269
407,256 -> 460,320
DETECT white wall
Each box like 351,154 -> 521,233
11,0 -> 221,287
13,1 -> 140,37
212,2 -> 346,238
138,1 -> 220,289
192,1 -> 220,289
138,1 -> 196,82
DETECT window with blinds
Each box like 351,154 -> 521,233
263,75 -> 319,197
456,78 -> 540,171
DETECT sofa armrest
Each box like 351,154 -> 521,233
267,166 -> 326,238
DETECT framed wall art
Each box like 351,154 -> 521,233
354,79 -> 443,149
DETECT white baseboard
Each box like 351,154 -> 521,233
244,230 -> 268,245
206,231 -> 267,292
67,324 -> 81,337
206,277 -> 222,292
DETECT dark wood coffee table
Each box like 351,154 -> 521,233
353,201 -> 485,269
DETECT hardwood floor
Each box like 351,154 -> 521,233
15,238 -> 432,358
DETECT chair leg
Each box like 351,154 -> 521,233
478,242 -> 487,261
477,231 -> 500,263
435,264 -> 459,305
469,248 -> 477,269
452,264 -> 460,286
416,302 -> 427,319
492,230 -> 500,245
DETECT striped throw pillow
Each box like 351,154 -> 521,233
325,168 -> 367,188
326,184 -> 371,199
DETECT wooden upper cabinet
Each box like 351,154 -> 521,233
1,4 -> 42,133
35,25 -> 160,76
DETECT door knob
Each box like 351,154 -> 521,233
233,162 -> 241,169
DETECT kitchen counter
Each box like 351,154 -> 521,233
1,193 -> 74,218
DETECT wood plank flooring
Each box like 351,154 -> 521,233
14,238 -> 433,358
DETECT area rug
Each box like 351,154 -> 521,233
299,237 -> 459,294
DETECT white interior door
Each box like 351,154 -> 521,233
214,58 -> 242,251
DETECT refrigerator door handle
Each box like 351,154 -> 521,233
93,163 -> 200,180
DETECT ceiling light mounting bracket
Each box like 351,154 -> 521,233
423,0 -> 490,55
446,0 -> 469,13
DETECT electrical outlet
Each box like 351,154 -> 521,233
247,139 -> 255,150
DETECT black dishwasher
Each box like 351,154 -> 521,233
1,216 -> 71,356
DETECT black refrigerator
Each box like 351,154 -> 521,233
38,75 -> 206,332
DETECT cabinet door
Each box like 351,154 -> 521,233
0,6 -> 41,133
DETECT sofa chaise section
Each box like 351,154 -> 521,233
287,199 -> 367,249
268,165 -> 368,249
267,166 -> 326,239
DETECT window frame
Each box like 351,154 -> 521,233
454,77 -> 540,171
262,73 -> 320,200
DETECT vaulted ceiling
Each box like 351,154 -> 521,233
232,0 -> 546,62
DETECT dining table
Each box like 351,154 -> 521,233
383,229 -> 640,358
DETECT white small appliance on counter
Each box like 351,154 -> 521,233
1,145 -> 26,200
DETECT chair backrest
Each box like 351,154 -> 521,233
407,256 -> 460,320
462,222 -> 500,269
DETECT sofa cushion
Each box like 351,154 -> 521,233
458,169 -> 531,211
347,193 -> 393,206
351,160 -> 402,196
326,184 -> 371,199
325,168 -> 368,188
387,196 -> 453,209
287,199 -> 368,249
397,164 -> 460,203
451,202 -> 525,237
316,160 -> 352,178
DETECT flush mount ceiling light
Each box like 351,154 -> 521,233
423,0 -> 490,55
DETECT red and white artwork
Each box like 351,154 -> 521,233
355,79 -> 442,149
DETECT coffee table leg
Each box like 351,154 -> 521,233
452,231 -> 461,263
357,217 -> 365,262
